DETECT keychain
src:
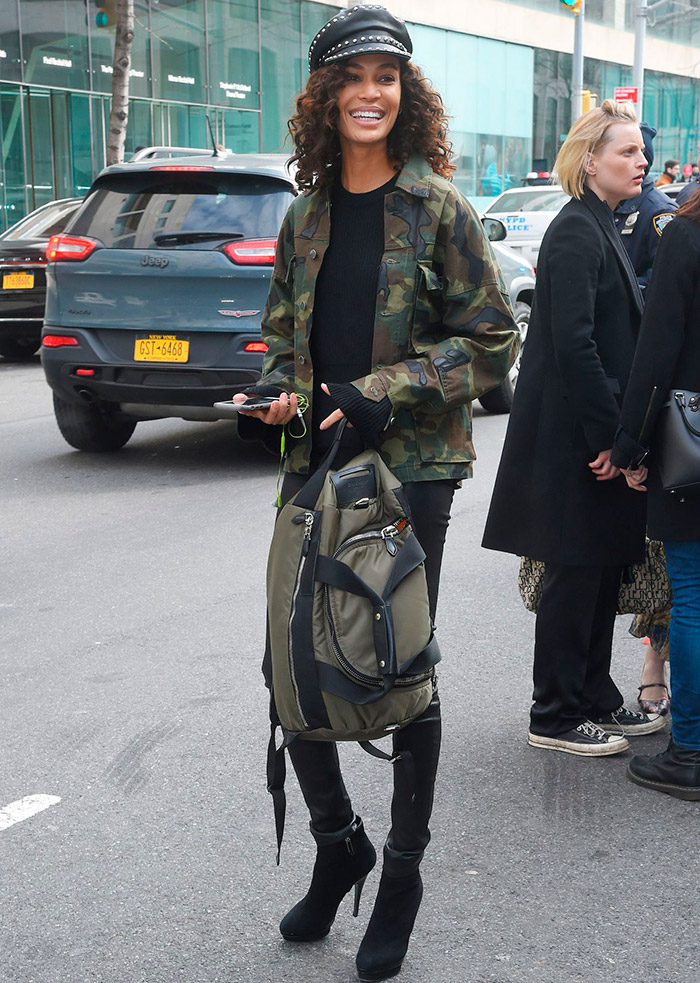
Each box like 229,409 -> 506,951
275,393 -> 309,507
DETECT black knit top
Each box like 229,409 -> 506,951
309,175 -> 396,465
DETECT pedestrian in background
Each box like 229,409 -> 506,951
613,121 -> 675,718
483,100 -> 666,756
655,158 -> 680,186
611,192 -> 700,801
675,156 -> 700,206
234,6 -> 518,979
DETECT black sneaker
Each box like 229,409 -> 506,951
528,720 -> 629,756
591,705 -> 666,736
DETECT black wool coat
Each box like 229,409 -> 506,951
611,215 -> 700,542
482,188 -> 647,566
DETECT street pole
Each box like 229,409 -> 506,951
633,0 -> 648,116
572,0 -> 585,120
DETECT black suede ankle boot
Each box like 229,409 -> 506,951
355,869 -> 423,982
280,815 -> 376,942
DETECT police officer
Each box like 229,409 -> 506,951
614,122 -> 676,290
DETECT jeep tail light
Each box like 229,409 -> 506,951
223,239 -> 277,265
244,341 -> 268,353
47,235 -> 99,262
42,335 -> 79,348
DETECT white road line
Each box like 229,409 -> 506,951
0,794 -> 61,831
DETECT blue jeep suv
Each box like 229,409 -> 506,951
41,150 -> 295,451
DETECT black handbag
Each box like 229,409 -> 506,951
658,390 -> 700,499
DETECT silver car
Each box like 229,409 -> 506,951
476,233 -> 534,414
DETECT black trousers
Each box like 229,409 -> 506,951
278,469 -> 456,874
530,563 -> 625,736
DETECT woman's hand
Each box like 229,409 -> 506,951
621,466 -> 648,492
588,449 -> 620,481
319,383 -> 352,430
231,391 -> 298,425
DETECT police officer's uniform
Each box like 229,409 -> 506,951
613,122 -> 676,291
614,175 -> 676,290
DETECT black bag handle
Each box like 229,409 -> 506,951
675,391 -> 700,439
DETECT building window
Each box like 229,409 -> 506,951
207,0 -> 259,110
150,0 -> 206,104
0,2 -> 22,82
19,0 -> 90,90
90,3 -> 151,100
260,0 -> 301,152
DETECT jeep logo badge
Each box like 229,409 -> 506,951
218,309 -> 261,318
141,255 -> 169,268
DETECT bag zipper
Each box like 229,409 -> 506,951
333,519 -> 407,560
287,511 -> 315,727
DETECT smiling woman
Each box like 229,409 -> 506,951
231,6 -> 519,980
287,52 -> 454,192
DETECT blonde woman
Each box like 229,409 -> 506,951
483,100 -> 666,755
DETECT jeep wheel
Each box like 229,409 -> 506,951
478,301 -> 530,415
0,337 -> 40,359
53,394 -> 137,451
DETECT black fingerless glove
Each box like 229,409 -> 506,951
327,383 -> 392,447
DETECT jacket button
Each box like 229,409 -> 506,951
309,249 -> 317,259
299,300 -> 306,310
298,354 -> 306,364
370,386 -> 379,396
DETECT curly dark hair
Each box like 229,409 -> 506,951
288,61 -> 454,191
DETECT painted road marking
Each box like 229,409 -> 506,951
0,795 -> 61,831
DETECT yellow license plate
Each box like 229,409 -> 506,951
3,271 -> 34,290
134,335 -> 189,363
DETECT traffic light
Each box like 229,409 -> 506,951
94,0 -> 117,29
560,0 -> 582,12
581,90 -> 599,112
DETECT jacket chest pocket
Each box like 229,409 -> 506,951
378,247 -> 418,319
411,263 -> 443,348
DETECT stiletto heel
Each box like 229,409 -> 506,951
280,815 -> 376,942
353,875 -> 368,917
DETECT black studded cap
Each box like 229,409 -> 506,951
308,4 -> 412,73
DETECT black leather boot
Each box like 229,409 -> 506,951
280,815 -> 376,942
627,739 -> 700,800
355,867 -> 423,982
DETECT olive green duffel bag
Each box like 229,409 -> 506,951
266,421 -> 440,858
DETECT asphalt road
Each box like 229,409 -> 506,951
1,356 -> 696,983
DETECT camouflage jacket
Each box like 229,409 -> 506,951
261,154 -> 519,482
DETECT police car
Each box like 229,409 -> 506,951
483,185 -> 569,267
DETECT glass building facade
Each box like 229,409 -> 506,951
1,0 -> 700,231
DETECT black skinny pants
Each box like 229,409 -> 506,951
278,469 -> 456,875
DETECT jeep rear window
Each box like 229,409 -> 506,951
69,173 -> 295,249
